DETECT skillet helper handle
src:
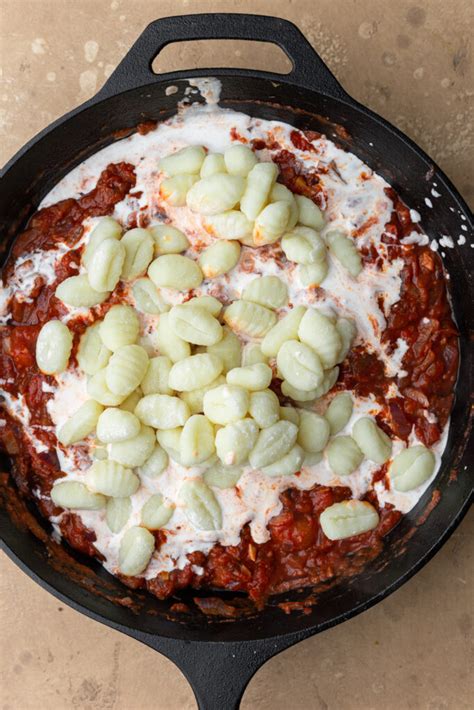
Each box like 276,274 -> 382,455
97,13 -> 348,100
144,635 -> 296,710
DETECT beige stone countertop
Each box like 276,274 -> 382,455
0,1 -> 473,708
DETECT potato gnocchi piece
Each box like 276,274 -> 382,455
108,424 -> 155,467
277,339 -> 324,391
51,481 -> 106,511
168,353 -> 223,392
105,344 -> 149,397
303,451 -> 323,466
159,145 -> 206,176
199,240 -> 241,278
249,420 -> 298,469
203,462 -> 244,489
325,393 -> 353,435
253,201 -> 290,246
119,526 -> 155,576
86,460 -> 140,497
186,174 -> 245,215
135,393 -> 190,429
223,300 -> 276,339
183,295 -> 222,317
141,356 -> 173,395
327,230 -> 362,277
260,306 -> 306,357
297,411 -> 330,453
206,327 -> 241,372
215,418 -> 259,466
141,493 -> 174,530
78,322 -> 112,375
352,417 -> 392,464
281,227 -> 326,265
154,312 -> 191,362
298,309 -> 342,369
149,224 -> 190,255
58,400 -> 104,446
139,445 -> 169,479
390,445 -> 436,492
295,194 -> 325,230
242,343 -> 268,367
224,144 -> 258,176
200,152 -> 226,177
204,210 -> 253,241
179,414 -> 215,465
179,479 -> 222,531
148,254 -> 203,290
249,389 -> 280,428
240,162 -> 279,220
159,175 -> 198,206
281,380 -> 318,402
96,407 -> 140,443
169,304 -> 223,347
270,183 -> 298,229
327,436 -> 363,476
311,366 -> 340,400
99,305 -> 139,351
120,388 -> 142,413
120,228 -> 154,280
320,500 -> 379,541
55,274 -> 109,308
132,277 -> 169,315
87,238 -> 125,292
82,217 -> 122,268
336,318 -> 357,362
106,497 -> 132,533
203,384 -> 249,425
298,260 -> 329,288
261,444 -> 304,477
227,363 -> 272,391
279,406 -> 300,425
88,369 -> 127,406
156,427 -> 183,462
242,275 -> 288,309
179,374 -> 226,415
36,320 -> 73,374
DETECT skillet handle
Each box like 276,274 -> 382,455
97,13 -> 348,101
141,634 -> 299,710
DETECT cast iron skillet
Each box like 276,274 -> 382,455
0,14 -> 473,710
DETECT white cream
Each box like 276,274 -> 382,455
1,95 -> 452,581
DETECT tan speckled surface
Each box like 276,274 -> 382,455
1,1 -> 473,708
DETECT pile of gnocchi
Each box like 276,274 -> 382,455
35,143 -> 436,577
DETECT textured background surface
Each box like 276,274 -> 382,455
1,1 -> 473,708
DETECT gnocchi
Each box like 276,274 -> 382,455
96,407 -> 140,443
277,339 -> 324,391
223,300 -> 277,339
206,327 -> 241,372
183,295 -> 222,317
141,356 -> 173,395
82,217 -> 122,268
261,444 -> 304,477
135,393 -> 190,429
327,230 -> 362,277
215,418 -> 259,466
226,363 -> 272,391
295,194 -> 325,230
203,384 -> 250,425
154,312 -> 191,362
106,497 -> 132,533
139,445 -> 169,478
260,306 -> 306,357
242,275 -> 288,309
186,174 -> 245,215
327,436 -> 363,476
253,201 -> 290,246
105,344 -> 149,397
119,526 -> 155,575
179,414 -> 215,465
149,224 -> 189,255
319,500 -> 379,540
55,274 -> 109,308
179,479 -> 222,531
169,304 -> 223,346
51,481 -> 106,510
248,389 -> 280,428
159,174 -> 198,206
78,322 -> 112,374
58,400 -> 104,446
336,318 -> 357,362
121,228 -> 154,279
298,260 -> 328,288
249,420 -> 298,469
325,393 -> 353,435
240,162 -> 278,220
141,493 -> 174,530
108,424 -> 155,467
148,254 -> 203,290
36,320 -> 73,374
241,343 -> 268,367
298,308 -> 342,369
352,417 -> 392,464
390,445 -> 436,492
179,375 -> 226,415
87,238 -> 125,292
132,277 -> 169,315
297,411 -> 330,453
159,145 -> 205,176
86,460 -> 140,497
88,368 -> 127,406
224,144 -> 258,176
200,152 -> 226,178
205,210 -> 253,241
99,305 -> 139,351
204,462 -> 243,489
281,227 -> 326,265
168,353 -> 223,391
198,240 -> 241,278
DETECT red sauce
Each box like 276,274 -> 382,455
0,143 -> 458,607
